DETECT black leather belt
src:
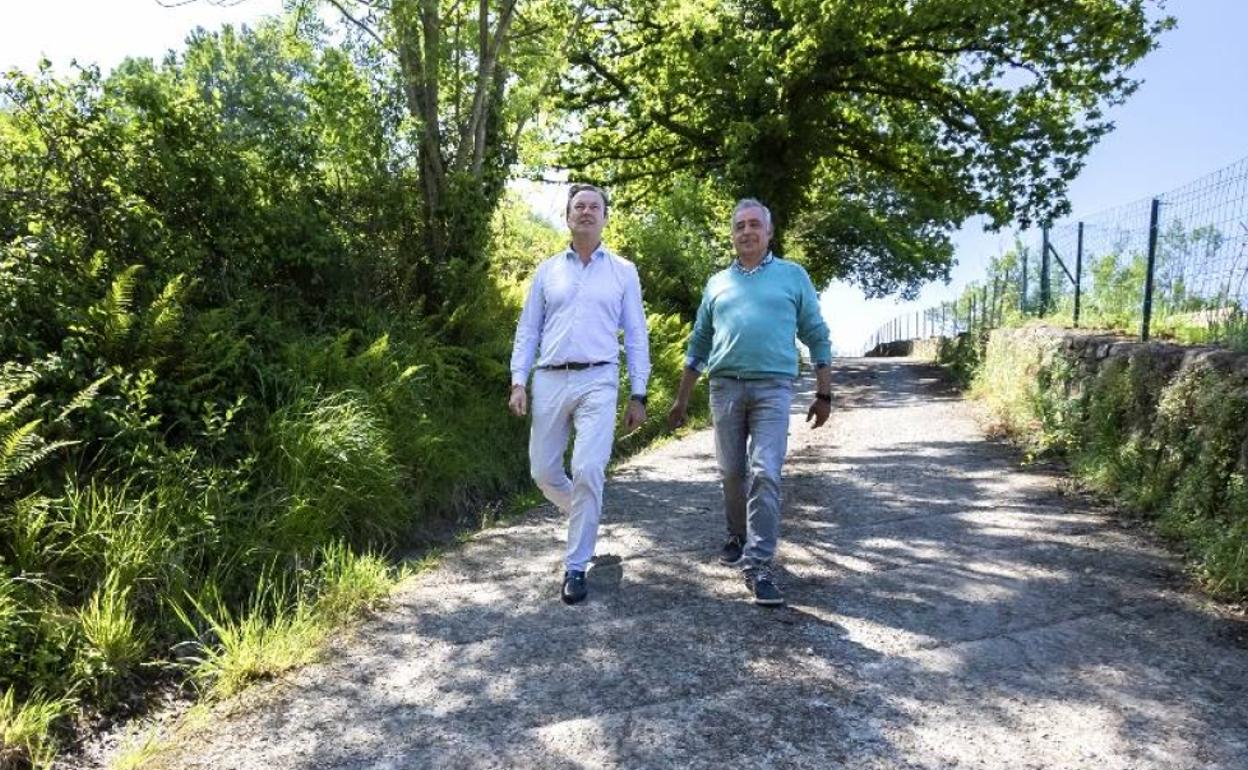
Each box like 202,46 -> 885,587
539,361 -> 613,371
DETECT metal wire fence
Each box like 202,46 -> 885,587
862,155 -> 1248,354
859,274 -> 1016,356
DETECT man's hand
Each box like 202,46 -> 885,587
623,399 -> 646,433
508,384 -> 527,417
667,400 -> 689,431
667,367 -> 700,431
806,395 -> 831,428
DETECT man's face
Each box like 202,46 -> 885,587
567,189 -> 607,241
732,206 -> 772,261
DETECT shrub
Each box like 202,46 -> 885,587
974,329 -> 1248,599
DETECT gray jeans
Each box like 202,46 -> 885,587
709,376 -> 795,568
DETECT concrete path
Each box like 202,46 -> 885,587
153,358 -> 1248,770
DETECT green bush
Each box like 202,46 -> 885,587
973,330 -> 1248,599
264,388 -> 406,552
0,20 -> 533,760
0,13 -> 718,765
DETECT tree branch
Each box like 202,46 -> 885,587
572,51 -> 717,148
324,0 -> 395,53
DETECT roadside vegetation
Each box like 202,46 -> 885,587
0,25 -> 698,769
969,330 -> 1247,600
921,243 -> 1247,601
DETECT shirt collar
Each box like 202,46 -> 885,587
566,243 -> 607,262
732,250 -> 775,276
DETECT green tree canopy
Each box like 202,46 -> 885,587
560,0 -> 1172,297
308,0 -> 574,317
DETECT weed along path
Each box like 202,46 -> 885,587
147,358 -> 1247,770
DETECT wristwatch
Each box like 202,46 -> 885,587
629,393 -> 648,407
815,392 -> 832,402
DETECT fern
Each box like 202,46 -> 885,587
0,372 -> 39,410
0,393 -> 36,431
56,374 -> 113,423
144,273 -> 189,352
98,264 -> 144,349
0,377 -> 77,489
0,418 -> 75,487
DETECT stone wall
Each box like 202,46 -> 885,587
865,337 -> 943,360
976,325 -> 1248,598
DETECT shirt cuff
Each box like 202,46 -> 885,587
685,355 -> 706,374
511,371 -> 528,387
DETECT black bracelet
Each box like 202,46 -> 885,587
815,392 -> 832,403
629,394 -> 648,407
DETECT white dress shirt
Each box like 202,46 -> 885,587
510,245 -> 650,396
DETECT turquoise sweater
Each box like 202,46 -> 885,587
686,256 -> 832,378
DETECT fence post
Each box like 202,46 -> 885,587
992,277 -> 1001,327
1021,246 -> 1029,313
1142,198 -> 1161,341
1040,226 -> 1051,315
1074,221 -> 1084,328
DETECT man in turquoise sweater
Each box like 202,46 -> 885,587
667,198 -> 833,606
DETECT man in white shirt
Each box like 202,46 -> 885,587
508,183 -> 651,604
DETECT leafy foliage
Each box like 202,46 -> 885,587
561,0 -> 1171,296
0,12 -> 700,761
0,17 -> 534,759
973,331 -> 1248,600
605,174 -> 733,319
310,0 -> 574,314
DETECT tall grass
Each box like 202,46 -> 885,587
177,576 -> 324,699
175,543 -> 402,698
265,388 -> 406,551
0,313 -> 535,762
73,574 -> 150,698
0,688 -> 71,770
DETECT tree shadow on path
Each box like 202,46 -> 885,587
163,358 -> 1248,770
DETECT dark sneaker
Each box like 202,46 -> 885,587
561,570 -> 588,605
744,565 -> 784,606
719,534 -> 746,566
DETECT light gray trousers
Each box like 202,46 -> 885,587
529,366 -> 618,572
709,376 -> 794,568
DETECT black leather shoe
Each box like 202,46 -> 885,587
561,570 -> 588,604
719,534 -> 746,566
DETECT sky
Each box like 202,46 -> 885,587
4,0 -> 1246,355
824,0 -> 1248,354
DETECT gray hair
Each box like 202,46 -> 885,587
732,198 -> 772,229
